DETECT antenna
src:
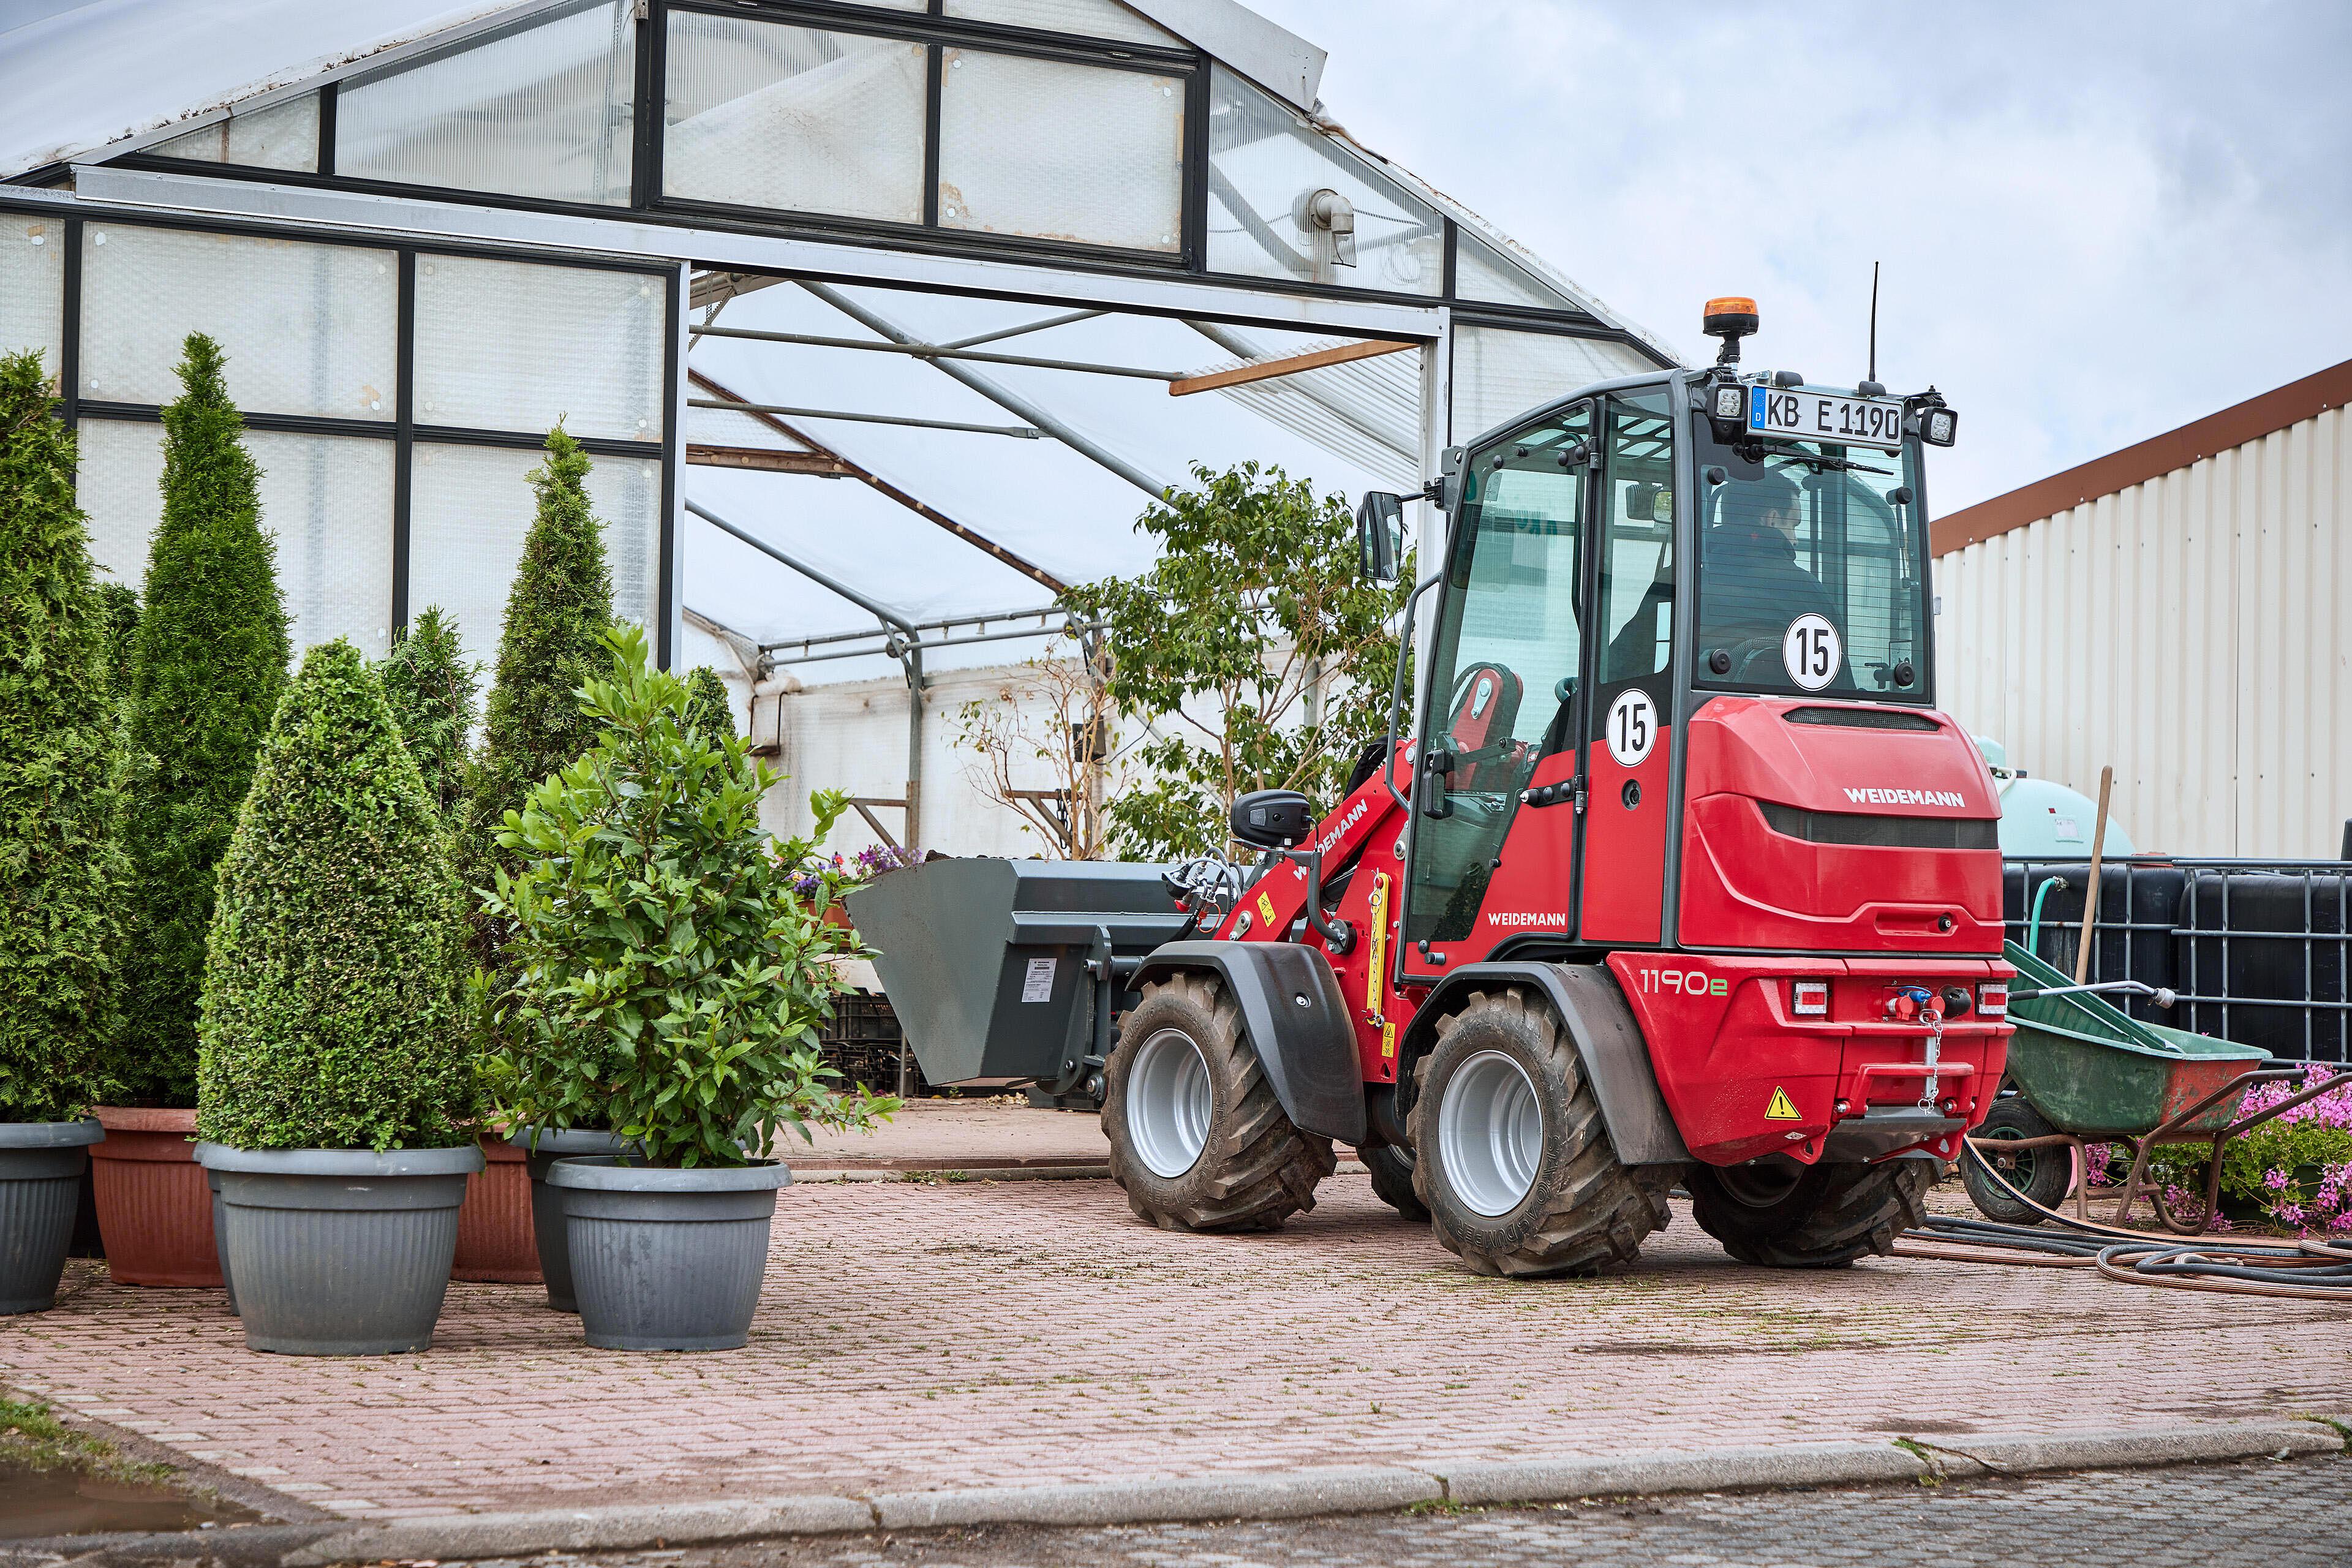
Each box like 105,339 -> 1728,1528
1867,261 -> 1880,385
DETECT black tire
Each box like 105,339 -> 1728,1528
1687,1157 -> 1936,1268
1101,973 -> 1336,1232
1359,1144 -> 1429,1221
1408,985 -> 1678,1278
1960,1097 -> 2070,1224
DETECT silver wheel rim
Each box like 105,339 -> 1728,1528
1438,1049 -> 1544,1217
1129,1028 -> 1212,1179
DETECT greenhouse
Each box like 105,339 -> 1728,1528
1,0 -> 1671,852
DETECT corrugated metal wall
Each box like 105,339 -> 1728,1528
1934,404 -> 2349,857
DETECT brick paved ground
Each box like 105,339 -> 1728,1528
790,1100 -> 1107,1170
6,1153 -> 2346,1526
532,1455 -> 2352,1568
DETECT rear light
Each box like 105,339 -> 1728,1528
1791,979 -> 1830,1017
1978,981 -> 2008,1019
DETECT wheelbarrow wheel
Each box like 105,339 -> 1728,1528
1359,1144 -> 1429,1221
1687,1157 -> 1936,1268
1102,972 -> 1336,1233
1959,1098 -> 2071,1224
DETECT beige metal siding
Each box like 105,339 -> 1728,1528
1934,404 -> 2349,856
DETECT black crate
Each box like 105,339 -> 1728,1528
818,992 -> 932,1097
2002,861 -> 2185,1028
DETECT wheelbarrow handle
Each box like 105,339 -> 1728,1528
2010,978 -> 2177,1008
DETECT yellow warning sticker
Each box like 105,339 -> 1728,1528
1381,1021 -> 1397,1060
1764,1086 -> 1802,1121
1256,891 -> 1278,926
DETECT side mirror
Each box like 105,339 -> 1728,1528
1230,789 -> 1314,851
1355,491 -> 1403,584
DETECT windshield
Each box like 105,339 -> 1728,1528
1692,418 -> 1929,701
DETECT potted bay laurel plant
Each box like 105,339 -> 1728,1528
481,625 -> 892,1352
194,639 -> 482,1356
0,350 -> 120,1314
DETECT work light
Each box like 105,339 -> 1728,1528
1711,382 -> 1746,421
1922,407 -> 1958,447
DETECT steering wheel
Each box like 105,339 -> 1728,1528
1722,636 -> 1780,682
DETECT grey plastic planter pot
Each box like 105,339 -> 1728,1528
548,1157 -> 789,1351
207,1167 -> 236,1315
513,1128 -> 637,1312
194,1144 -> 484,1356
0,1120 -> 104,1314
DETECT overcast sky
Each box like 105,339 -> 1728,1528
1253,0 -> 2352,511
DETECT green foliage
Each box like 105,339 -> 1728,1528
1,1397 -> 172,1483
0,352 -> 126,1122
195,639 -> 473,1151
682,665 -> 734,739
463,428 -> 614,929
95,581 -> 138,701
1059,461 -> 1410,859
116,334 -> 290,1107
379,604 -> 480,830
480,625 -> 894,1167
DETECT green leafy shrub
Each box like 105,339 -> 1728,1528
195,639 -> 472,1152
0,352 -> 127,1122
95,581 -> 138,701
1060,461 -> 1410,859
379,603 -> 479,830
462,428 -> 614,921
682,665 -> 734,739
118,334 -> 290,1107
480,624 -> 893,1167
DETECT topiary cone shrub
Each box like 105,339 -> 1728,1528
193,639 -> 483,1355
484,625 -> 894,1350
682,665 -> 734,739
117,333 -> 289,1109
0,350 -> 119,1313
379,603 -> 479,834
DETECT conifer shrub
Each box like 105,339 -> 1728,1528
0,352 -> 126,1122
117,333 -> 290,1107
682,665 -> 734,739
462,428 -> 612,921
195,639 -> 472,1152
95,582 -> 138,701
379,604 -> 479,831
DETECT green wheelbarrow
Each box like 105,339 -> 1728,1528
1963,943 -> 2348,1232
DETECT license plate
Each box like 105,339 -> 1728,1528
1748,386 -> 1905,450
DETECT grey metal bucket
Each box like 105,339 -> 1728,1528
0,1120 -> 104,1315
207,1166 -> 236,1314
547,1157 -> 788,1351
511,1128 -> 637,1312
195,1144 -> 483,1356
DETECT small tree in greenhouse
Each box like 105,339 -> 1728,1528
379,604 -> 480,831
0,351 -> 128,1122
682,665 -> 735,740
462,428 -> 613,935
195,640 -> 473,1152
1059,461 -> 1409,861
116,333 -> 290,1107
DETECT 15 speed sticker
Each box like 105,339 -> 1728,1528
1605,688 -> 1657,767
1782,612 -> 1842,691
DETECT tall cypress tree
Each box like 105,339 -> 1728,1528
95,581 -> 139,702
462,428 -> 613,927
682,665 -> 734,739
0,352 -> 126,1122
379,603 -> 479,833
117,334 -> 290,1107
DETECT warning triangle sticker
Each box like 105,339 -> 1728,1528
1764,1086 -> 1801,1121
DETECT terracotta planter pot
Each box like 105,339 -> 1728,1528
451,1134 -> 540,1283
89,1107 -> 221,1287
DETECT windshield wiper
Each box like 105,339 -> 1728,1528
1768,452 -> 1891,476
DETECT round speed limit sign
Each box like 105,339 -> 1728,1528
1782,613 -> 1842,692
1604,688 -> 1657,767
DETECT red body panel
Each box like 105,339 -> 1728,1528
1581,725 -> 1672,944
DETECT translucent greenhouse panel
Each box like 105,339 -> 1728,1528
407,442 -> 661,662
1454,232 -> 1575,312
74,420 -> 396,654
336,0 -> 635,206
0,215 -> 63,375
1206,66 -> 1442,295
1451,325 -> 1657,439
78,225 -> 397,419
412,256 -> 666,442
664,16 -> 926,224
937,50 -> 1184,253
147,94 -> 320,172
943,0 -> 1182,47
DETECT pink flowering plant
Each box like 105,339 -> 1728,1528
2140,1066 -> 2352,1235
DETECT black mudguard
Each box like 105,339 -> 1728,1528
1131,941 -> 1366,1146
1397,962 -> 1692,1166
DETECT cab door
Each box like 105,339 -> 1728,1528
1578,390 -> 1679,944
1399,404 -> 1594,979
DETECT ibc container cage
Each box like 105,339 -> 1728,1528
818,992 -> 931,1098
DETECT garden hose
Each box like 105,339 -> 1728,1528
1892,1141 -> 2352,1300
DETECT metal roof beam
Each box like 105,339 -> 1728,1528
688,323 -> 1182,381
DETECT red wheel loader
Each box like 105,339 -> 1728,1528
850,298 -> 2012,1278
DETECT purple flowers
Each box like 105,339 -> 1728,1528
2108,1065 -> 2352,1237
